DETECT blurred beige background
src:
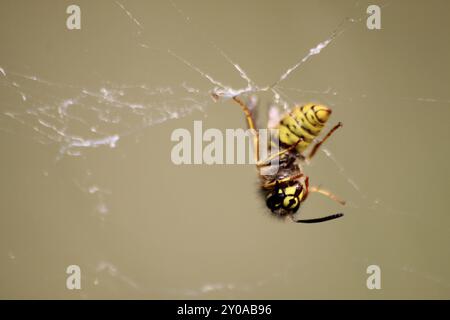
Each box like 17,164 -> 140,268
0,0 -> 449,299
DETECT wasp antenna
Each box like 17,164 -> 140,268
294,213 -> 344,224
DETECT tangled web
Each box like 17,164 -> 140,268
0,68 -> 210,159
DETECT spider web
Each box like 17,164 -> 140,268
1,0 -> 449,297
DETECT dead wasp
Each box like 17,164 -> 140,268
223,94 -> 345,224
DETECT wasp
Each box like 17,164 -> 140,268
227,95 -> 345,224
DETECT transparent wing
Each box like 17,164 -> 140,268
267,103 -> 282,129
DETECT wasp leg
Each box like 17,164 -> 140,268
262,173 -> 304,189
231,96 -> 260,163
307,122 -> 342,160
308,186 -> 346,205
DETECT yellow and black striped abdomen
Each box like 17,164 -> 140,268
277,103 -> 332,153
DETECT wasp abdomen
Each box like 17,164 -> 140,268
277,103 -> 332,153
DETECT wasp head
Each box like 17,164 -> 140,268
265,181 -> 306,216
